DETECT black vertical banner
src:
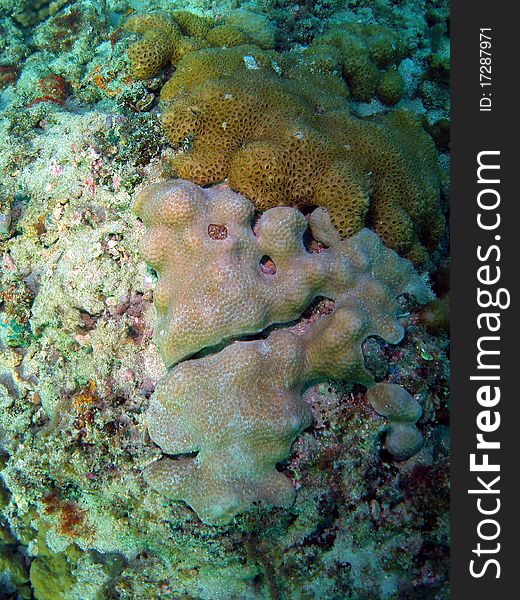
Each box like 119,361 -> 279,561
451,1 -> 517,597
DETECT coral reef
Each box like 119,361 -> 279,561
28,73 -> 71,107
11,0 -> 70,29
0,66 -> 20,91
139,180 -> 429,524
0,479 -> 31,598
0,0 -> 450,597
153,43 -> 444,263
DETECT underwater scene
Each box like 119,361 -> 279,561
0,0 -> 450,598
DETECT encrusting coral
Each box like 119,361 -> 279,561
124,12 -> 185,80
123,9 -> 276,80
366,383 -> 424,460
144,331 -> 314,526
159,48 -> 442,263
139,180 -> 430,524
305,22 -> 406,103
134,179 -> 429,368
124,11 -> 445,264
376,67 -> 405,106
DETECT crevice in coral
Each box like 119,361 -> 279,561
259,255 -> 276,275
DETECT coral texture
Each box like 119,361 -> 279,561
305,22 -> 406,103
145,331 -> 314,526
135,180 -> 429,367
376,67 -> 405,105
0,0 -> 450,596
124,12 -> 184,79
124,10 -> 276,80
155,43 -> 444,262
366,383 -> 424,460
140,180 -> 429,524
12,0 -> 69,28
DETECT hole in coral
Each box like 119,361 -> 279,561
301,296 -> 335,320
207,223 -> 228,239
250,211 -> 263,236
259,255 -> 276,275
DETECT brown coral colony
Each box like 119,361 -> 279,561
124,10 -> 445,266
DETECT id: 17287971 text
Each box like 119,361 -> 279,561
480,28 -> 492,112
